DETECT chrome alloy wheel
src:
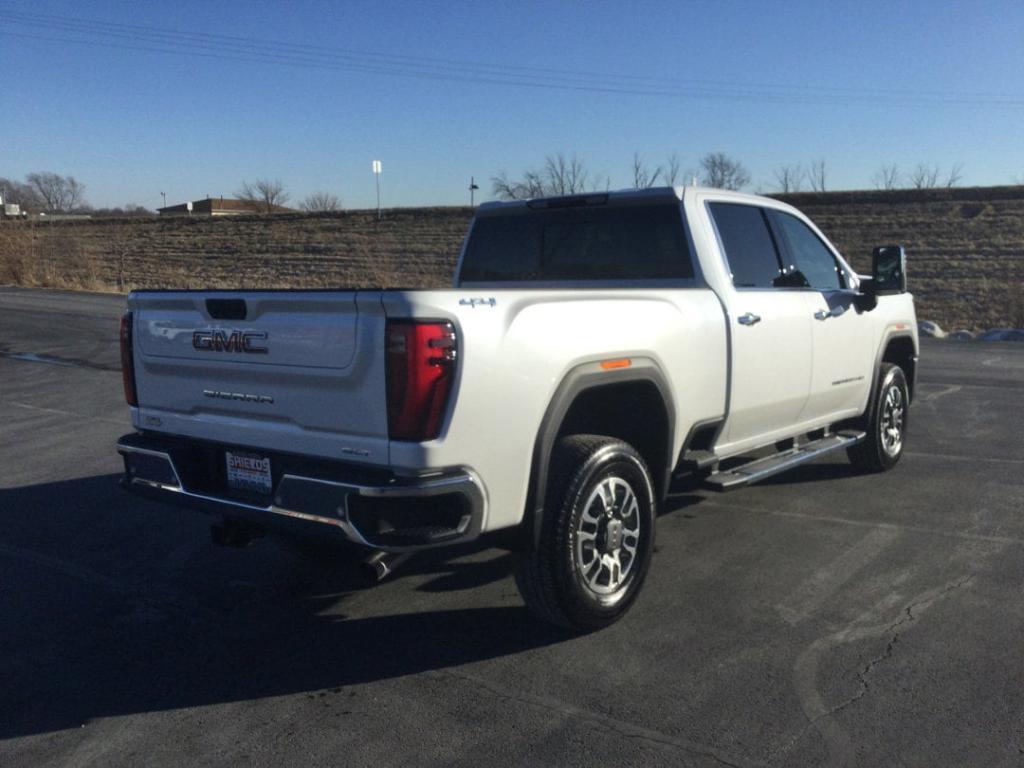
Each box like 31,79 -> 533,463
880,383 -> 905,456
574,476 -> 642,597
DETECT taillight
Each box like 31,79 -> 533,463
120,310 -> 138,407
386,320 -> 457,441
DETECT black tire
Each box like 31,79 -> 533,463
513,434 -> 656,632
847,363 -> 909,472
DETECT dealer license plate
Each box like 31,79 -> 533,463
225,451 -> 272,495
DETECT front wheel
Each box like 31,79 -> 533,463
513,435 -> 656,632
848,363 -> 909,472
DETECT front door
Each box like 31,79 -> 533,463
767,210 -> 874,423
801,290 -> 874,421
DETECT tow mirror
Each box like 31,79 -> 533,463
871,245 -> 907,294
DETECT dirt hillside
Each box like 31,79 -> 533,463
1,186 -> 1022,330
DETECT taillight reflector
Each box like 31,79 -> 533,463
120,310 -> 138,407
386,320 -> 457,441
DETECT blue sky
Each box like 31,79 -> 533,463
3,0 -> 1023,209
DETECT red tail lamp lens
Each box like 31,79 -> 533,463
120,311 -> 138,407
386,321 -> 457,441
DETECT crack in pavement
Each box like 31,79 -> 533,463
434,668 -> 757,768
777,575 -> 975,767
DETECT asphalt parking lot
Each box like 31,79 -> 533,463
1,286 -> 1021,767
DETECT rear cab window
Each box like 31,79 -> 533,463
459,202 -> 696,283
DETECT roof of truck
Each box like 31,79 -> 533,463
476,185 -> 779,214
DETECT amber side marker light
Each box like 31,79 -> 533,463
600,358 -> 632,370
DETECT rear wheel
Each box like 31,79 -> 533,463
848,363 -> 909,472
513,435 -> 656,632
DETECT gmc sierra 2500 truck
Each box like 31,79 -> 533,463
117,186 -> 917,631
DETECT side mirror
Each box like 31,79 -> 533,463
871,245 -> 907,294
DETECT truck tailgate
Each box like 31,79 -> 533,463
128,291 -> 390,465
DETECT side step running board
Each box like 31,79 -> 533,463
703,430 -> 866,491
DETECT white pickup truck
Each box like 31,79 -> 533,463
117,187 -> 918,631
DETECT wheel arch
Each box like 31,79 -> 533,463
518,358 -> 675,549
880,334 -> 918,402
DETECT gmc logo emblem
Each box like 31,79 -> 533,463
192,330 -> 268,354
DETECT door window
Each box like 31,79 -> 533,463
708,203 -> 782,288
771,211 -> 845,290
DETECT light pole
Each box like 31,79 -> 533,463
160,191 -> 166,209
469,177 -> 479,207
372,160 -> 382,221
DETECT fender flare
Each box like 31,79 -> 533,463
521,357 -> 675,548
863,330 -> 918,418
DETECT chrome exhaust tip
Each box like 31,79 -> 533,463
360,551 -> 412,583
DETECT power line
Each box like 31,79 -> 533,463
2,10 -> 1023,108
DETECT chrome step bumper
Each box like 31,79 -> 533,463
117,434 -> 486,552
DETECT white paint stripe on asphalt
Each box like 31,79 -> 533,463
0,542 -> 125,592
0,352 -> 77,367
694,499 -> 1024,547
2,399 -> 128,426
919,383 -> 961,402
905,449 -> 1023,465
776,527 -> 900,625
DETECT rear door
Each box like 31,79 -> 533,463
129,290 -> 391,465
767,210 -> 873,422
707,202 -> 814,448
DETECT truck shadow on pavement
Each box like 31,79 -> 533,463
0,474 -> 566,740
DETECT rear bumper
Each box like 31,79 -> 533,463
117,433 -> 486,552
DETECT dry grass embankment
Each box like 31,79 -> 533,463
2,186 -> 1023,330
0,207 -> 470,293
776,186 -> 1024,331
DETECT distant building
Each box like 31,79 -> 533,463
0,194 -> 26,219
157,197 -> 295,216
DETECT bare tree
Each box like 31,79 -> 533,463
773,164 -> 804,193
700,152 -> 750,190
807,160 -> 827,192
871,164 -> 901,190
944,162 -> 964,188
908,164 -> 941,189
491,153 -> 601,200
236,178 -> 290,213
300,191 -> 342,212
491,170 -> 542,200
663,153 -> 682,186
544,153 -> 590,195
631,152 -> 662,189
26,172 -> 87,211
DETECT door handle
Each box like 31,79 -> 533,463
814,305 -> 846,321
737,312 -> 761,326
